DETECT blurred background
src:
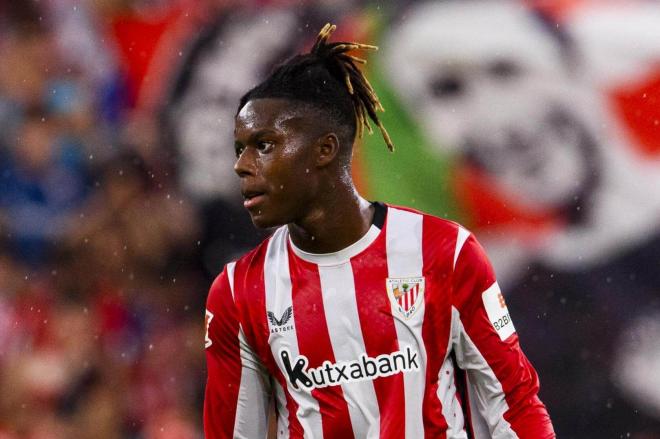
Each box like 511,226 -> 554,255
0,0 -> 658,437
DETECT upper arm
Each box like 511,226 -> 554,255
451,232 -> 554,438
204,263 -> 271,439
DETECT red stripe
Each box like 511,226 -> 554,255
204,269 -> 241,438
421,216 -> 457,438
288,248 -> 355,438
453,235 -> 554,437
234,242 -> 304,437
351,225 -> 406,438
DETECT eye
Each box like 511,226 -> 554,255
429,74 -> 464,99
256,140 -> 275,153
234,143 -> 245,158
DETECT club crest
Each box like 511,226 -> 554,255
386,277 -> 425,319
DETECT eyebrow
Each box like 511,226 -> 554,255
235,128 -> 280,144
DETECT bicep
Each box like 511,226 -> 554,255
451,234 -> 553,438
204,269 -> 271,439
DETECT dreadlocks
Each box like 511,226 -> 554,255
237,23 -> 394,152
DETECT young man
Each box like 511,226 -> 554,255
204,24 -> 555,438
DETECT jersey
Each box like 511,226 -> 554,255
204,203 -> 555,438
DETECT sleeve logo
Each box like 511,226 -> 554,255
482,282 -> 516,340
204,309 -> 214,348
267,306 -> 294,334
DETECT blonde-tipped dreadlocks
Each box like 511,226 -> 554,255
310,23 -> 393,151
237,23 -> 395,152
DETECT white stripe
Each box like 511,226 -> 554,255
439,324 -> 466,439
453,226 -> 470,269
318,263 -> 381,438
265,227 -> 323,439
385,207 -> 426,439
227,261 -> 237,299
437,356 -> 468,439
467,377 -> 490,439
451,307 -> 518,438
273,380 -> 290,439
234,325 -> 270,438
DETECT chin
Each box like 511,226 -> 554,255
249,212 -> 286,230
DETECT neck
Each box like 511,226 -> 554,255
288,181 -> 374,254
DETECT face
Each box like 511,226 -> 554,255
385,1 -> 597,210
234,98 -> 321,228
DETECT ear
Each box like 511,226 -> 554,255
315,133 -> 341,168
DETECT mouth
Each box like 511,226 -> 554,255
242,190 -> 267,210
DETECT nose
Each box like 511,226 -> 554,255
234,147 -> 256,177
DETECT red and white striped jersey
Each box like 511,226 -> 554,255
204,204 -> 555,438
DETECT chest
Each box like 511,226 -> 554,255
260,256 -> 452,379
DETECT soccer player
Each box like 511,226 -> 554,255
204,24 -> 555,438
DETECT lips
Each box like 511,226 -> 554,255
241,189 -> 266,209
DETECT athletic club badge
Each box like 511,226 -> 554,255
386,277 -> 425,319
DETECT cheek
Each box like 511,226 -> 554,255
267,149 -> 315,194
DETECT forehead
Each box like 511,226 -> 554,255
235,98 -> 314,136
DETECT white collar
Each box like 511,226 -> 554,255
287,224 -> 381,266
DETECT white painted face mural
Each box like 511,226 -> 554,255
385,1 -> 660,427
166,9 -> 301,201
385,1 -> 595,208
384,0 -> 660,277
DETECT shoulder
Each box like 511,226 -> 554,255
384,203 -> 474,273
385,203 -> 469,247
207,227 -> 283,300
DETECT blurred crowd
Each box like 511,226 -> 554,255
1,0 -> 659,438
0,1 -> 219,437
